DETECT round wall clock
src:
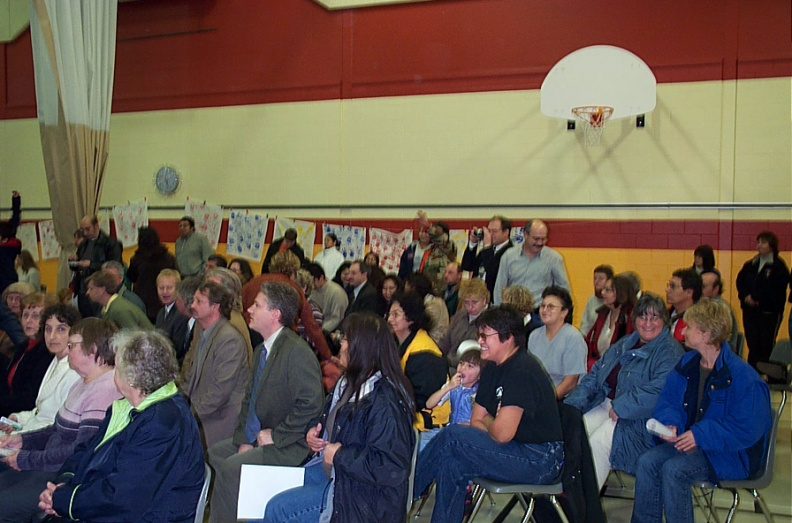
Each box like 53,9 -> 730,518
154,165 -> 181,195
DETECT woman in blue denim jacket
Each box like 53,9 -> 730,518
565,293 -> 683,489
631,299 -> 771,523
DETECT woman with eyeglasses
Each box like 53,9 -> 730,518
565,293 -> 683,491
0,318 -> 120,521
387,291 -> 449,451
584,274 -> 637,371
414,306 -> 563,523
528,286 -> 587,399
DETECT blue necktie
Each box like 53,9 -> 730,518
244,345 -> 268,444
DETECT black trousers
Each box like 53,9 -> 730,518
742,308 -> 782,369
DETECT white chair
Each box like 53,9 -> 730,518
194,463 -> 212,523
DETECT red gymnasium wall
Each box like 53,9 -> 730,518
1,0 -> 790,119
138,218 -> 792,251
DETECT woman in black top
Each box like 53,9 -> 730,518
735,230 -> 790,369
413,306 -> 563,523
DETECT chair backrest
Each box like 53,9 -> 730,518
407,427 -> 420,516
732,332 -> 745,358
194,463 -> 212,523
769,339 -> 792,365
747,399 -> 784,489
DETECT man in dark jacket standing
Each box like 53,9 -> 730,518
461,215 -> 514,301
69,214 -> 122,318
261,228 -> 306,273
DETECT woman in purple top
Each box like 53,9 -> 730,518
0,318 -> 120,522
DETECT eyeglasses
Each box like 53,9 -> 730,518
477,331 -> 500,341
666,281 -> 681,290
388,309 -> 405,318
602,287 -> 615,293
539,303 -> 563,311
637,314 -> 662,323
530,236 -> 547,243
67,341 -> 84,350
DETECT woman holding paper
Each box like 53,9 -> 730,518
631,299 -> 772,523
36,330 -> 205,522
264,313 -> 416,523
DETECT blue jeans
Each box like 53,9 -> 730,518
261,463 -> 331,523
413,424 -> 563,523
631,443 -> 710,523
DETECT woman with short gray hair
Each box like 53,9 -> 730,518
37,330 -> 205,522
565,292 -> 683,490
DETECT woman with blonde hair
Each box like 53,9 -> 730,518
501,284 -> 542,347
438,278 -> 489,368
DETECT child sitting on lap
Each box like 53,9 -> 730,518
427,346 -> 482,426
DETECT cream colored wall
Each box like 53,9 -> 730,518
3,78 -> 789,221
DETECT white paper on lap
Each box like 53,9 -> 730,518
237,464 -> 305,519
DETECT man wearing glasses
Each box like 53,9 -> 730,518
461,215 -> 515,300
493,219 -> 570,309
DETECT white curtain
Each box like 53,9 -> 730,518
29,0 -> 118,289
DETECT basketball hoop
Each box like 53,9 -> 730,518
572,106 -> 614,147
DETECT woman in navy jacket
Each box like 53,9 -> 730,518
39,330 -> 205,523
735,230 -> 790,369
631,299 -> 771,523
264,313 -> 416,523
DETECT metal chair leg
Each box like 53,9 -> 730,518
414,482 -> 434,517
550,494 -> 570,523
485,491 -> 496,506
693,485 -> 720,523
465,484 -> 486,523
517,494 -> 536,523
724,488 -> 741,523
748,488 -> 773,523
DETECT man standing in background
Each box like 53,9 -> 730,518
175,216 -> 213,278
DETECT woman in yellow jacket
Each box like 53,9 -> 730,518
388,291 -> 450,450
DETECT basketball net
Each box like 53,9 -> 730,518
572,106 -> 614,147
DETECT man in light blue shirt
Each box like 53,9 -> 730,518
493,219 -> 570,307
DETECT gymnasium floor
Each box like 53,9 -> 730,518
412,390 -> 792,523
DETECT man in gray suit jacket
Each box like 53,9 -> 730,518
208,281 -> 324,523
182,281 -> 250,449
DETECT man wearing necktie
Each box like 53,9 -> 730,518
207,281 -> 324,523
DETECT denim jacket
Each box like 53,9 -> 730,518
653,343 -> 771,483
565,329 -> 682,473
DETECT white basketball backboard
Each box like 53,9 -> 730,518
541,45 -> 657,120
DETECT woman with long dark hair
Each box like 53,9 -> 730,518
127,227 -> 177,322
264,313 -> 416,522
14,251 -> 39,290
584,273 -> 637,371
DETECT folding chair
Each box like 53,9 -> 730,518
465,479 -> 568,523
692,388 -> 787,523
194,463 -> 212,523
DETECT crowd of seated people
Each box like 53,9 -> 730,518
0,210 -> 786,523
